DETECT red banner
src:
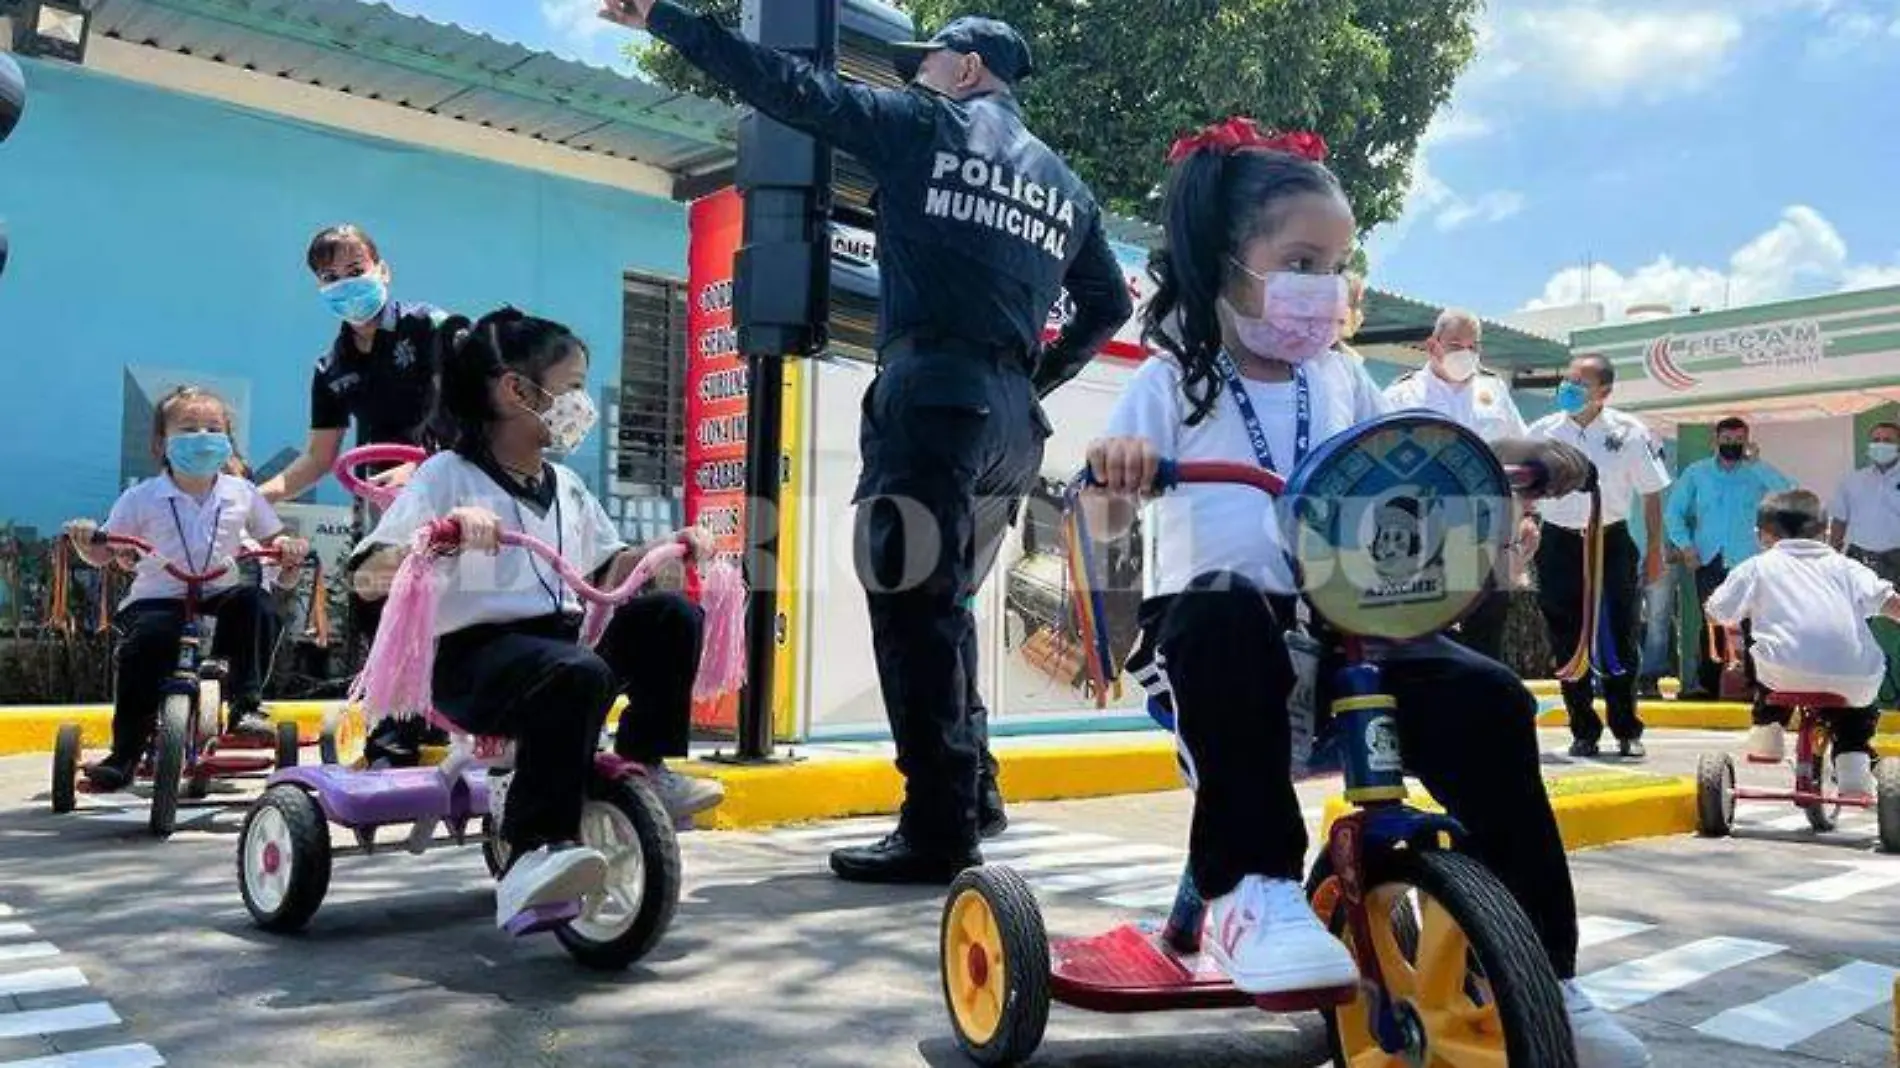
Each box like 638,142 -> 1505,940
684,188 -> 747,732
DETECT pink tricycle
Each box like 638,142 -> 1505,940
235,445 -> 738,969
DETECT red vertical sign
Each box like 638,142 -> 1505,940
684,188 -> 747,732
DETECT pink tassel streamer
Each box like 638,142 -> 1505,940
348,526 -> 444,726
694,559 -> 747,700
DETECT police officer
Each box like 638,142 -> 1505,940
1384,309 -> 1527,661
602,1 -> 1133,883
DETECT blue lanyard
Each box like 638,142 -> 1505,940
1213,351 -> 1309,472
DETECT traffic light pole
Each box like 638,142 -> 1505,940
723,0 -> 836,763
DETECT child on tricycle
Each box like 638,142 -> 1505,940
350,307 -> 724,928
63,385 -> 309,792
1080,122 -> 1647,1067
1704,489 -> 1899,797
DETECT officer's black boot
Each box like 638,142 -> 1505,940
829,830 -> 981,885
978,774 -> 1008,840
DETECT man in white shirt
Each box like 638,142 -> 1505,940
1829,421 -> 1900,584
1526,354 -> 1671,759
1384,308 -> 1528,660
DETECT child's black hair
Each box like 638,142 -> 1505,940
1757,489 -> 1825,541
150,385 -> 247,476
306,224 -> 380,274
436,307 -> 590,458
1141,143 -> 1346,425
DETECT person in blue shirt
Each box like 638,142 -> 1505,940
1664,417 -> 1793,699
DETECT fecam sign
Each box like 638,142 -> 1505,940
1644,318 -> 1826,392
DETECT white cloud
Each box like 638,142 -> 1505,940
541,0 -> 614,54
1522,205 -> 1900,318
1436,190 -> 1527,232
1368,107 -> 1523,257
1499,7 -> 1746,103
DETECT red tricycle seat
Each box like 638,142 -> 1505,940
1048,924 -> 1353,1014
1763,691 -> 1849,709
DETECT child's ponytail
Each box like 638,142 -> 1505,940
433,306 -> 588,458
1140,119 -> 1347,425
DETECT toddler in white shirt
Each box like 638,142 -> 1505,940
1705,490 -> 1900,797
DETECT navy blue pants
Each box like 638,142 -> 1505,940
111,585 -> 280,765
854,341 -> 1050,851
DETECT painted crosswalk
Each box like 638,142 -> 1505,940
1732,801 -> 1881,843
0,904 -> 164,1068
757,815 -> 1900,1057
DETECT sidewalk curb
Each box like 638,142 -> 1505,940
0,702 -> 341,753
1319,775 -> 1698,852
1536,701 -> 1900,734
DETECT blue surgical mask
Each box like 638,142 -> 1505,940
1870,442 -> 1899,467
320,274 -> 388,325
166,431 -> 233,478
1555,380 -> 1590,414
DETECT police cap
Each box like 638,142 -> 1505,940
891,16 -> 1035,85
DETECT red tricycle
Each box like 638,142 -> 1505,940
940,415 -> 1586,1067
1695,689 -> 1900,852
49,532 -> 316,837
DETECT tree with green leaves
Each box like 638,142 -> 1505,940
633,0 -> 1480,229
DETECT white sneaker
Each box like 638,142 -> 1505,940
1835,752 -> 1874,799
494,844 -> 608,929
1205,876 -> 1359,994
1745,724 -> 1786,762
649,766 -> 726,820
1564,980 -> 1652,1068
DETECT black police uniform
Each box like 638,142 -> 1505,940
310,298 -> 456,763
646,3 -> 1133,877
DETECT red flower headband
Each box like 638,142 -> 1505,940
1166,117 -> 1328,165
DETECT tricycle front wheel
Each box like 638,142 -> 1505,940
1313,849 -> 1576,1068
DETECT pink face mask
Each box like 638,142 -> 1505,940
1222,264 -> 1348,365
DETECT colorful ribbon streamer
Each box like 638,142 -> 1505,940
1060,478 -> 1123,709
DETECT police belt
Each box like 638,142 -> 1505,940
880,333 -> 1035,376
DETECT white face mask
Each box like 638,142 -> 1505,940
1437,347 -> 1480,383
517,378 -> 598,455
1871,442 -> 1899,467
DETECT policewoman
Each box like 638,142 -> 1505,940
602,0 -> 1133,882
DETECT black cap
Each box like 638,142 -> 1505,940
891,17 -> 1034,85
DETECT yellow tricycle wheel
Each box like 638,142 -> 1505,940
1315,851 -> 1574,1068
940,866 -> 1050,1066
318,704 -> 366,767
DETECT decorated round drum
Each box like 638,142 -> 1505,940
1281,412 -> 1513,641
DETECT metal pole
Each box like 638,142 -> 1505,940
735,349 -> 784,760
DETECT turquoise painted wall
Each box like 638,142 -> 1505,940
0,58 -> 687,531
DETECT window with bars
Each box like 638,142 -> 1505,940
614,272 -> 687,494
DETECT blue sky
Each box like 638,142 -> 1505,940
389,0 -> 1900,324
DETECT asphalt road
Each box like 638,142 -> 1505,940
0,730 -> 1892,1068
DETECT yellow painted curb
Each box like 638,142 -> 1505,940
1536,701 -> 1900,734
0,701 -> 340,752
686,741 -> 1183,830
1319,776 -> 1697,853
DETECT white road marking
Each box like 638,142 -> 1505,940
0,943 -> 60,964
1099,881 -> 1194,910
1693,960 -> 1900,1050
1036,860 -> 1186,894
0,1044 -> 166,1068
1770,859 -> 1900,904
1576,916 -> 1656,951
0,967 -> 88,997
1576,937 -> 1786,1013
0,1002 -> 121,1040
979,834 -> 1122,859
994,843 -> 1181,876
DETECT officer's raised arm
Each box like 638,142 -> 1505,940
1032,213 -> 1134,398
604,0 -> 925,168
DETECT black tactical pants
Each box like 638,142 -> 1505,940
854,339 -> 1050,852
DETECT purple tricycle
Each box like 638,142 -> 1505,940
235,445 -> 735,970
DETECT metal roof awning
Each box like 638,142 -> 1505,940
1353,286 -> 1570,372
89,0 -> 737,179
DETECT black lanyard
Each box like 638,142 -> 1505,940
1213,350 -> 1310,471
508,483 -> 567,617
167,497 -> 225,577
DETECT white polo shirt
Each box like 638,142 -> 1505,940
1104,349 -> 1390,598
359,452 -> 627,637
1704,539 -> 1894,706
1526,407 -> 1670,530
102,473 -> 284,606
1829,463 -> 1900,553
1382,367 -> 1527,444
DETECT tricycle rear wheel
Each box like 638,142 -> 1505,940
1315,849 -> 1576,1068
239,785 -> 332,933
1695,752 -> 1736,837
940,866 -> 1050,1067
50,723 -> 80,814
1876,759 -> 1900,854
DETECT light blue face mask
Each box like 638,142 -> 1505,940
320,274 -> 388,325
166,431 -> 232,478
1555,380 -> 1590,414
